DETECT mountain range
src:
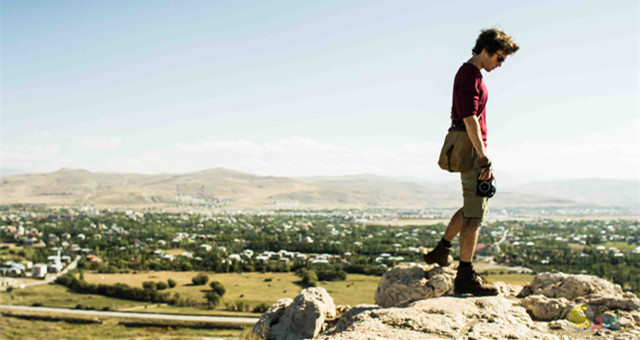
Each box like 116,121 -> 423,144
0,168 -> 637,210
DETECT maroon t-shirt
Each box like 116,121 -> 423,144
451,63 -> 488,146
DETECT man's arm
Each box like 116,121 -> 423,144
462,115 -> 493,181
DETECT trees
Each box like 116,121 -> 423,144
204,291 -> 221,308
301,269 -> 318,287
209,281 -> 226,297
191,273 -> 209,285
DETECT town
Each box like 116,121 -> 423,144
1,206 -> 638,297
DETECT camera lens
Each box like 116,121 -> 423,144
478,181 -> 491,193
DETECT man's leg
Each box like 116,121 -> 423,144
423,208 -> 463,266
459,220 -> 479,262
443,208 -> 463,242
454,165 -> 497,296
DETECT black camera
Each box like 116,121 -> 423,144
476,179 -> 496,198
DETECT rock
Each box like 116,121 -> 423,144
374,264 -> 455,308
519,295 -> 572,321
266,287 -> 336,340
615,332 -> 636,340
548,320 -> 571,330
585,295 -> 640,315
319,296 -> 557,340
253,298 -> 293,339
492,281 -> 523,297
517,272 -> 640,324
519,272 -> 622,300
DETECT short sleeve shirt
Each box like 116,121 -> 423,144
451,63 -> 488,146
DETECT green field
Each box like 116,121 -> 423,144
0,312 -> 244,340
1,284 -> 151,311
601,241 -> 637,252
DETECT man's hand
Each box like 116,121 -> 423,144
478,167 -> 494,181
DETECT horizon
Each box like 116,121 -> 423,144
3,1 -> 639,183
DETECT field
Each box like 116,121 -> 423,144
1,284 -> 152,311
0,311 -> 244,340
81,271 -> 380,308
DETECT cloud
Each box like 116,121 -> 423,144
1,143 -> 61,171
77,137 -> 122,150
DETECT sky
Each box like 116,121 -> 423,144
2,0 -> 639,186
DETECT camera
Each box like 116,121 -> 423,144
476,178 -> 496,198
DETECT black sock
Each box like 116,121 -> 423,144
440,238 -> 452,248
459,261 -> 472,268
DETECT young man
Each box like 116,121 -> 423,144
424,28 -> 519,296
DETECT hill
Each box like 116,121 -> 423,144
2,167 -> 627,210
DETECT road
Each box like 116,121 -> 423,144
493,228 -> 510,254
0,304 -> 259,325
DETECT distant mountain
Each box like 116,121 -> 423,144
0,167 -> 599,210
507,179 -> 640,208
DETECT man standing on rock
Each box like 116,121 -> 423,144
424,28 -> 519,296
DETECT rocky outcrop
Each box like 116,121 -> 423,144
320,296 -> 555,340
518,272 -> 640,321
253,287 -> 336,340
374,264 -> 455,308
254,268 -> 640,340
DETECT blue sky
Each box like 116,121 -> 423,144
2,0 -> 638,185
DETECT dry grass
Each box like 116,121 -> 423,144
82,271 -> 380,308
484,273 -> 535,286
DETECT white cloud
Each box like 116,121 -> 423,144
1,143 -> 61,172
78,137 -> 122,150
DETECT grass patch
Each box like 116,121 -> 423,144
601,242 -> 637,252
82,271 -> 380,308
567,243 -> 585,252
0,312 -> 243,340
0,284 -> 151,310
484,273 -> 535,286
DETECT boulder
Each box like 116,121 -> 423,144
519,295 -> 573,321
374,264 -> 455,308
518,272 -> 640,322
518,272 -> 622,300
253,298 -> 293,339
319,296 -> 557,340
254,287 -> 336,340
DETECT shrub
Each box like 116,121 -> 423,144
205,292 -> 221,308
316,269 -> 347,281
167,279 -> 177,288
209,281 -> 226,296
252,302 -> 270,313
192,273 -> 209,286
301,269 -> 318,287
142,281 -> 156,290
156,281 -> 168,290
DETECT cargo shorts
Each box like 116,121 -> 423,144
460,147 -> 488,226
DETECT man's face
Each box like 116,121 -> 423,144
481,49 -> 506,72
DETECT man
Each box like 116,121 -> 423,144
424,28 -> 519,296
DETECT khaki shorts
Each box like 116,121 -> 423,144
460,148 -> 488,226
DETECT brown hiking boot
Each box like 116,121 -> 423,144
423,241 -> 453,267
454,266 -> 499,296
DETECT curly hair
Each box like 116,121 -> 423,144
472,28 -> 519,56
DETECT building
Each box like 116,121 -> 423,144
32,263 -> 48,279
